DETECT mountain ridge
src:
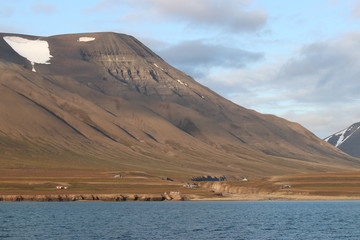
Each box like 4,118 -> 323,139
325,122 -> 360,157
0,32 -> 358,180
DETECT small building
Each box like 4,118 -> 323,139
170,191 -> 181,195
183,183 -> 199,189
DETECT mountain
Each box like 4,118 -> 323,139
324,122 -> 360,158
0,32 -> 359,180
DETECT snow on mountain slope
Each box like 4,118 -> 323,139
325,122 -> 360,157
78,37 -> 95,42
3,36 -> 52,72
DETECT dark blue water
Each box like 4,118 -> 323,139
1,201 -> 360,239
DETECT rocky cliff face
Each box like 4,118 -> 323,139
0,32 -> 358,179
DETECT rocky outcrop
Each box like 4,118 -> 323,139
163,191 -> 187,201
0,193 -> 177,202
201,181 -> 274,195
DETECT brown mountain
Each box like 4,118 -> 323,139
0,32 -> 358,180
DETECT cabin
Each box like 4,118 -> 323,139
169,191 -> 181,195
183,183 -> 199,189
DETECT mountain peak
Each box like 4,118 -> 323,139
1,32 -> 202,101
325,122 -> 360,157
0,32 -> 359,178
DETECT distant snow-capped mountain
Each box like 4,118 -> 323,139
325,122 -> 360,157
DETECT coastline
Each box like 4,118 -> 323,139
0,193 -> 185,202
2,171 -> 360,202
191,194 -> 360,201
2,193 -> 360,202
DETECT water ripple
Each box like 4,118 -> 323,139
1,201 -> 360,239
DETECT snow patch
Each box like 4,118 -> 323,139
177,79 -> 188,86
3,36 -> 53,72
328,127 -> 358,147
334,129 -> 347,147
153,63 -> 164,71
78,37 -> 95,42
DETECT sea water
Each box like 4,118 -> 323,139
1,201 -> 360,239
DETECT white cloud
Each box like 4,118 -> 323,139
90,0 -> 267,33
0,25 -> 21,33
140,0 -> 267,33
281,102 -> 360,139
277,31 -> 360,103
192,31 -> 360,138
157,39 -> 264,77
32,1 -> 56,15
352,0 -> 360,18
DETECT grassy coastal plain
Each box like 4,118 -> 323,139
1,168 -> 360,201
199,171 -> 360,201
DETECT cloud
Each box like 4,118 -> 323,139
0,7 -> 14,18
0,25 -> 22,33
140,0 -> 267,33
352,1 -> 360,18
277,32 -> 360,103
203,63 -> 287,110
138,37 -> 167,51
328,0 -> 341,6
32,1 -> 55,15
85,0 -> 119,12
196,31 -> 360,137
281,102 -> 360,139
90,0 -> 267,33
157,39 -> 264,77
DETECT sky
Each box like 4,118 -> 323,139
2,0 -> 360,138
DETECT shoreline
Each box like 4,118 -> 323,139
1,193 -> 360,202
3,171 -> 360,202
0,193 -> 186,202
